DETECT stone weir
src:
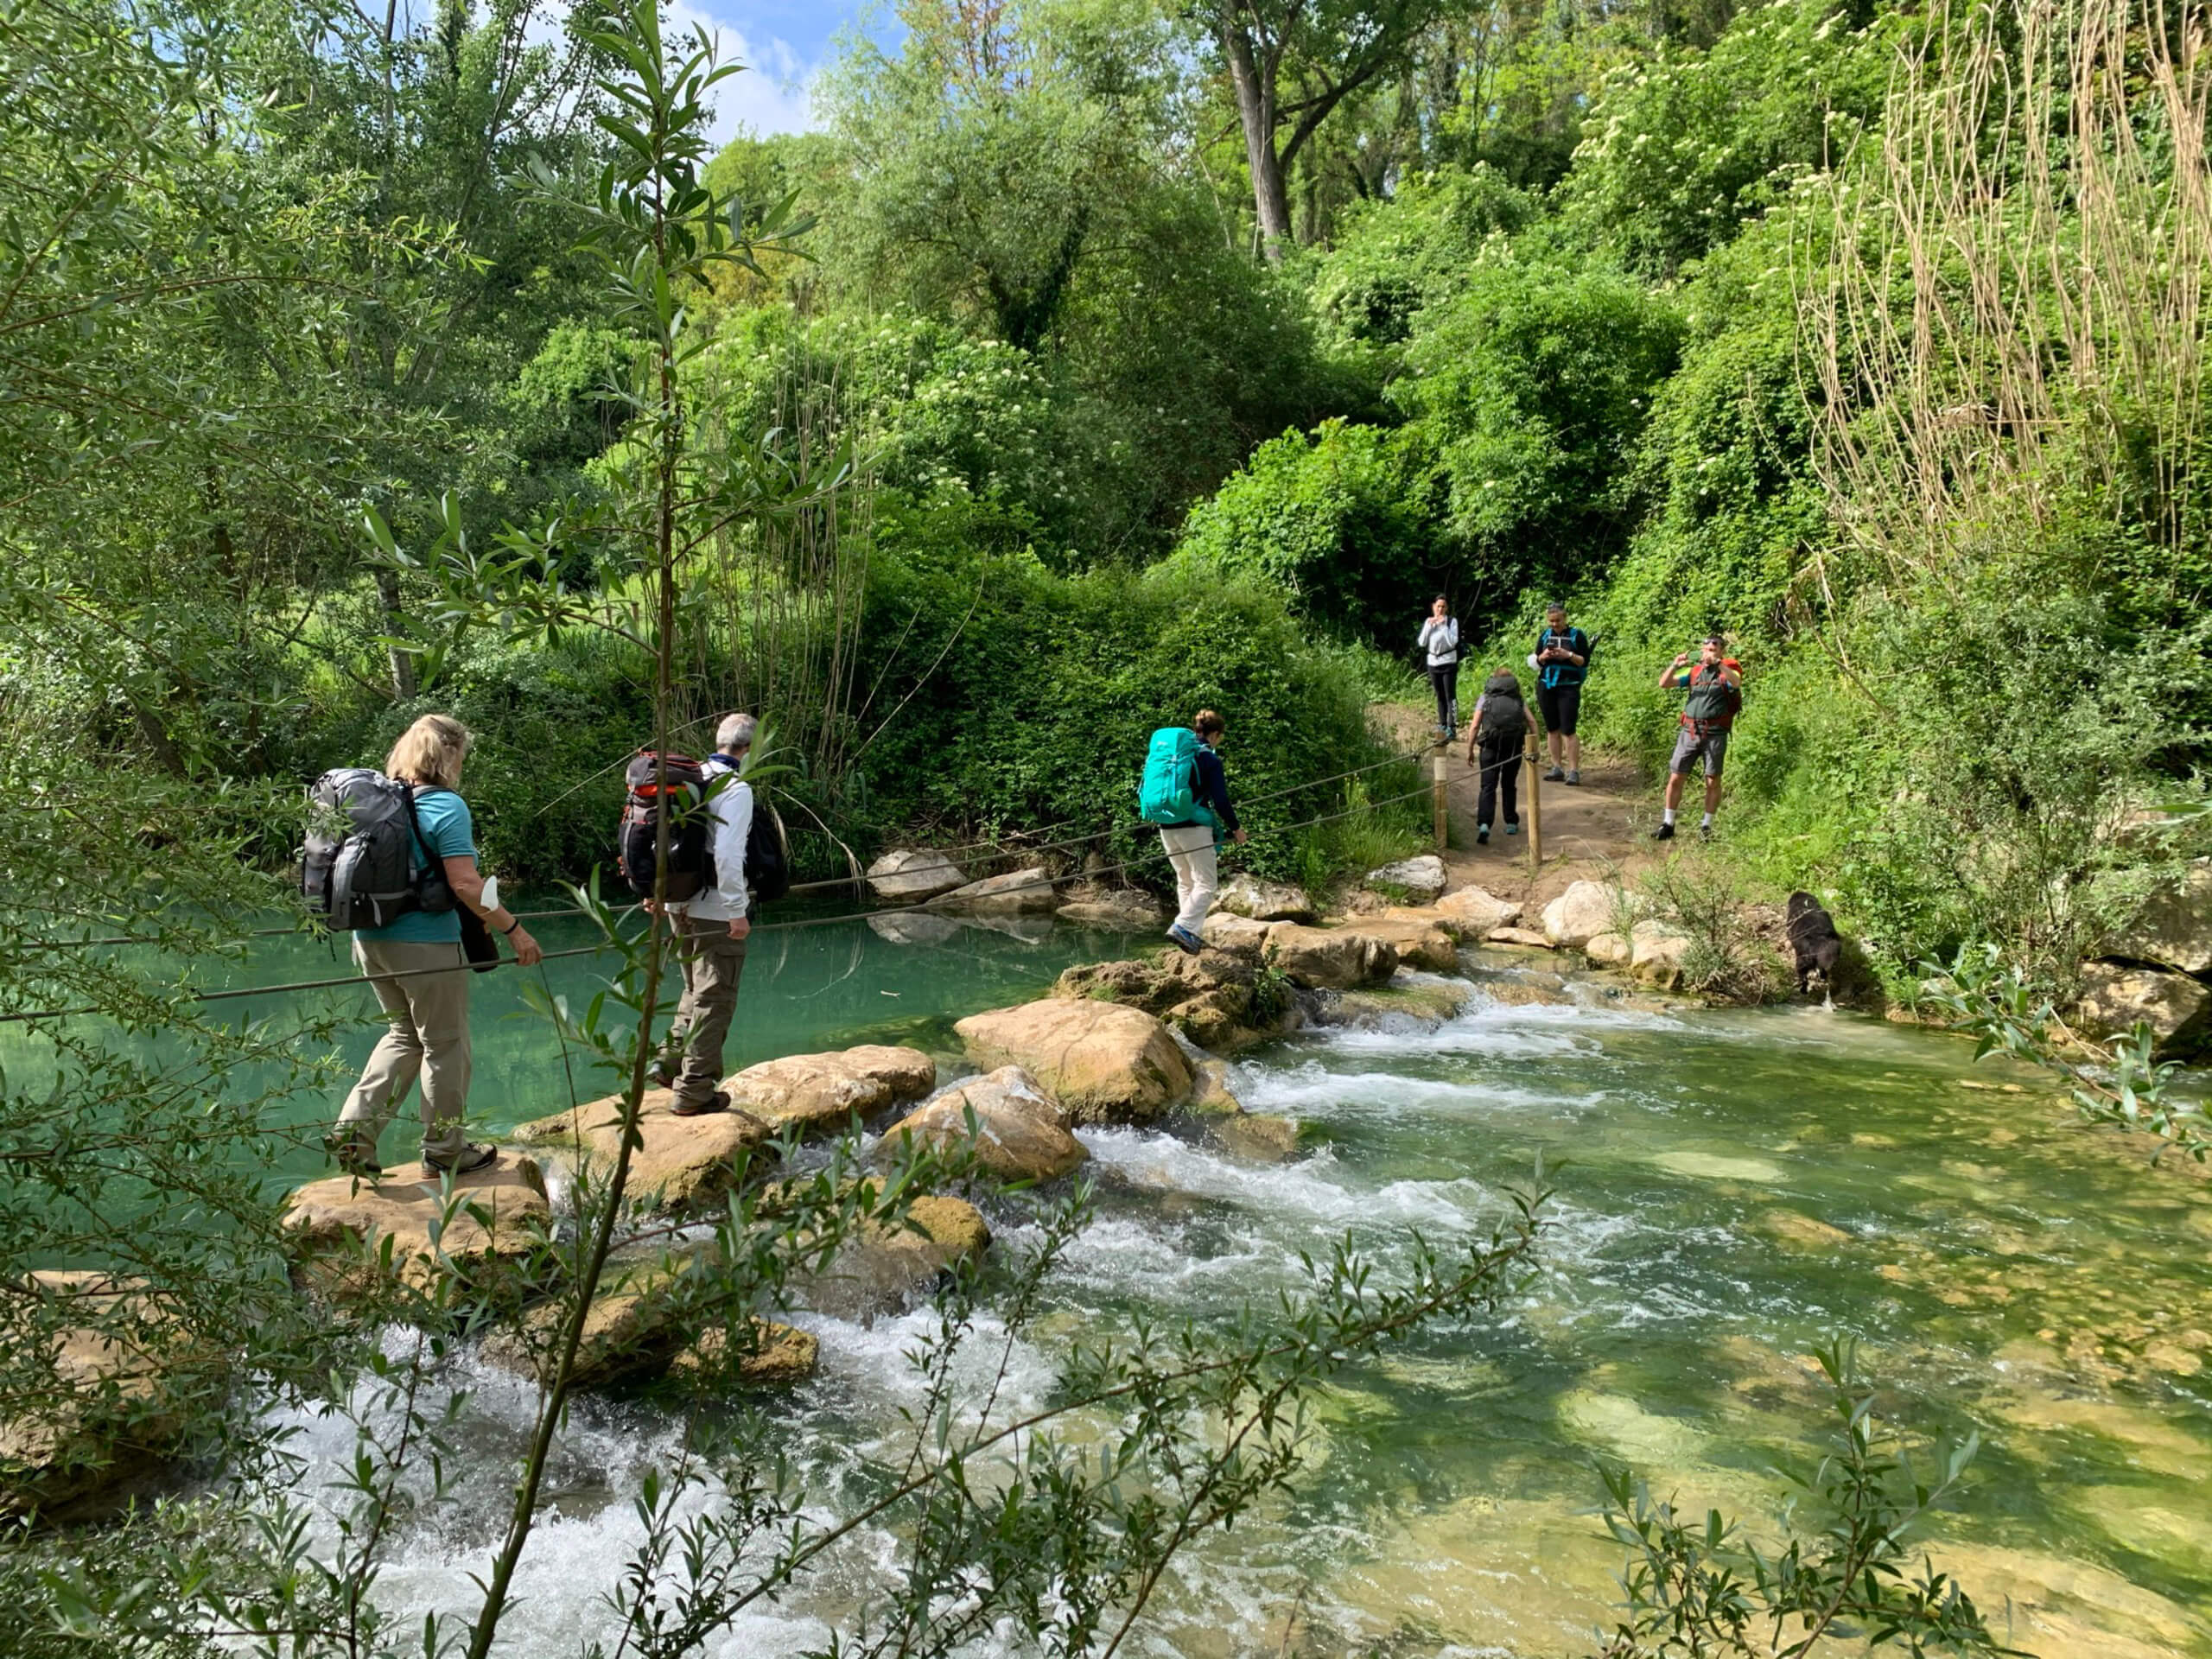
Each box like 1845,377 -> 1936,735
9,890 -> 1531,1521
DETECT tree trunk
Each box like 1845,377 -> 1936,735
375,567 -> 418,702
1220,21 -> 1293,261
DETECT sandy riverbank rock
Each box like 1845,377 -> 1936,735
1541,880 -> 1620,950
956,999 -> 1195,1124
1218,874 -> 1318,923
1057,889 -> 1165,929
866,849 -> 968,903
1630,920 -> 1694,990
1584,932 -> 1630,967
0,1273 -> 208,1521
883,1066 -> 1087,1183
1434,886 -> 1522,938
2106,859 -> 2212,976
930,868 -> 1058,915
282,1157 -> 553,1299
1366,854 -> 1449,904
2071,963 -> 2210,1058
728,1046 -> 937,1133
514,1090 -> 771,1212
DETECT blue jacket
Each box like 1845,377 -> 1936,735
1192,747 -> 1239,836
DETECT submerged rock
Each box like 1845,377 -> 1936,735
1209,1111 -> 1302,1162
1186,1058 -> 1245,1117
929,867 -> 1058,915
865,849 -> 968,903
1365,854 -> 1448,903
1433,885 -> 1522,937
1319,974 -> 1478,1029
955,998 -> 1195,1124
799,1194 -> 989,1318
868,912 -> 966,946
1217,873 -> 1318,923
1541,880 -> 1621,950
671,1320 -> 819,1386
2071,962 -> 2209,1058
0,1273 -> 208,1521
282,1157 -> 553,1299
883,1065 -> 1088,1182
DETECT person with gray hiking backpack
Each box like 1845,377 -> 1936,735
1466,668 -> 1538,844
303,714 -> 542,1179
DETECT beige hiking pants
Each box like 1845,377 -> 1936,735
334,938 -> 473,1164
667,912 -> 748,1109
1161,823 -> 1219,935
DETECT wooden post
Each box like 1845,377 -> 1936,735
1525,732 -> 1542,873
1433,752 -> 1449,851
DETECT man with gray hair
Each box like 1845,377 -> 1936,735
648,712 -> 755,1114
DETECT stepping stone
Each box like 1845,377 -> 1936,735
883,1065 -> 1088,1183
728,1045 -> 936,1132
282,1157 -> 552,1301
955,999 -> 1194,1125
796,1194 -> 990,1319
513,1090 -> 772,1214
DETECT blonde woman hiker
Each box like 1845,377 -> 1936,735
323,715 -> 543,1179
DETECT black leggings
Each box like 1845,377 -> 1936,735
1428,662 -> 1460,732
1475,735 -> 1521,828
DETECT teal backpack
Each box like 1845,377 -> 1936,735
1138,727 -> 1216,827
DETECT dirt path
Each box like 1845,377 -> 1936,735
1376,705 -> 1663,913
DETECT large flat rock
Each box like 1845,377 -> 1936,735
2107,859 -> 2212,975
282,1157 -> 552,1298
955,998 -> 1194,1124
882,1065 -> 1088,1182
1542,880 -> 1620,950
1,1273 -> 205,1521
514,1090 -> 772,1213
1344,911 -> 1460,974
1435,885 -> 1522,937
1218,874 -> 1318,923
866,848 -> 968,903
728,1045 -> 937,1132
1197,913 -> 1398,989
2073,962 -> 2210,1058
928,867 -> 1058,915
1366,855 -> 1448,903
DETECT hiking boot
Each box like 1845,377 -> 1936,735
423,1142 -> 499,1177
1651,822 -> 1676,841
1543,766 -> 1567,783
1565,770 -> 1581,785
1476,824 -> 1490,845
1166,924 -> 1204,957
324,1130 -> 382,1179
670,1090 -> 729,1118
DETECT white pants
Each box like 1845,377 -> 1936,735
1161,823 -> 1219,934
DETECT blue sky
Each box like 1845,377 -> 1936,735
677,0 -> 885,143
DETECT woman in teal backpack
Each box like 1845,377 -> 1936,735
1154,709 -> 1245,955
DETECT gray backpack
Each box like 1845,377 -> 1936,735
302,768 -> 454,931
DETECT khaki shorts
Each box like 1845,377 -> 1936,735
1669,726 -> 1729,777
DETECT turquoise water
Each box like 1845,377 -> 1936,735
29,923 -> 2212,1654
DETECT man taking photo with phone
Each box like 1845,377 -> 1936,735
1655,636 -> 1741,841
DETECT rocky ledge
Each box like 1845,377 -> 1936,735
1,1272 -> 212,1522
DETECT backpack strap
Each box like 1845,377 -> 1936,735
397,783 -> 457,910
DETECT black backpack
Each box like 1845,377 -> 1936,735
743,795 -> 791,904
1477,675 -> 1528,741
302,769 -> 455,931
618,751 -> 714,900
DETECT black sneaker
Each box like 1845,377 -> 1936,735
1652,822 -> 1676,841
1477,824 -> 1491,844
1699,822 -> 1714,842
1565,770 -> 1581,785
1543,766 -> 1567,783
423,1142 -> 500,1177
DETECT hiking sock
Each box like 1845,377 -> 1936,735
1662,808 -> 1677,826
1700,813 -> 1714,830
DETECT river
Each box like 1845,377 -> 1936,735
29,913 -> 2212,1655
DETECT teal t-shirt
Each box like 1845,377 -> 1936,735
359,788 -> 475,944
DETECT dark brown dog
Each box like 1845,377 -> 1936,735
1784,891 -> 1842,995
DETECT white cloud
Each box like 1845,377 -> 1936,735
664,3 -> 820,143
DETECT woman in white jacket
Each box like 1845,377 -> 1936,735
1418,595 -> 1462,741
